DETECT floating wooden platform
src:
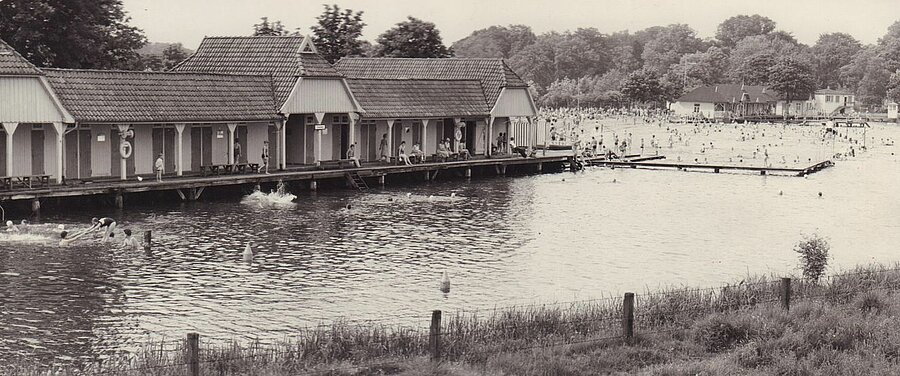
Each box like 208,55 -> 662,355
588,158 -> 833,177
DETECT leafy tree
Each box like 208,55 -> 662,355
670,46 -> 729,90
606,31 -> 643,73
374,16 -> 452,58
452,25 -> 536,59
794,234 -> 830,282
640,24 -> 705,73
0,0 -> 147,69
767,57 -> 816,116
508,33 -> 559,93
886,70 -> 900,104
840,46 -> 891,107
507,29 -> 611,95
877,21 -> 900,72
310,4 -> 366,63
716,14 -> 776,47
621,68 -> 666,105
811,33 -> 862,89
728,34 -> 805,83
162,43 -> 190,70
253,17 -> 289,36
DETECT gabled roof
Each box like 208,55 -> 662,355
333,58 -> 528,105
43,69 -> 278,123
172,36 -> 343,106
0,38 -> 43,76
677,84 -> 779,103
346,79 -> 490,119
816,88 -> 853,96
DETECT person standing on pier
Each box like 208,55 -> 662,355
233,138 -> 243,169
379,133 -> 389,163
259,140 -> 270,173
155,153 -> 164,182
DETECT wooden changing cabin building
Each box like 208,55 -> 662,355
334,58 -> 538,159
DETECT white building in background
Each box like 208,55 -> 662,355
776,89 -> 856,117
888,102 -> 899,121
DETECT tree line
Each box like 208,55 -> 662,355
3,1 -> 899,110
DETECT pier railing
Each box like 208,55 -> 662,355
33,265 -> 899,376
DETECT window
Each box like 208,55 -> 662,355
332,115 -> 349,125
693,104 -> 700,113
825,95 -> 832,103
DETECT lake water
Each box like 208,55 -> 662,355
2,121 -> 899,365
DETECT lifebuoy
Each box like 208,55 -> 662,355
119,141 -> 133,159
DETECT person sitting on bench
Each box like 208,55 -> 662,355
458,141 -> 470,160
398,141 -> 412,165
509,137 -> 528,158
410,143 -> 425,163
346,143 -> 361,167
436,140 -> 451,162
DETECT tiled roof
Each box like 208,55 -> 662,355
333,58 -> 528,105
677,84 -> 780,103
816,88 -> 852,95
172,36 -> 342,106
346,79 -> 490,119
43,69 -> 278,123
0,38 -> 42,76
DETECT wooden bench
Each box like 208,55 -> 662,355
248,163 -> 260,172
200,165 -> 223,176
338,159 -> 359,168
0,175 -> 49,189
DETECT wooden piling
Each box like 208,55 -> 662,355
114,192 -> 124,208
186,332 -> 199,376
378,175 -> 385,186
429,310 -> 442,361
30,199 -> 40,216
309,180 -> 317,191
464,168 -> 471,179
623,292 -> 635,339
143,230 -> 151,252
781,277 -> 791,311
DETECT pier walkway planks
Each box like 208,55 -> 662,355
589,158 -> 833,177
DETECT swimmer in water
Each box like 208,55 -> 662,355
5,220 -> 19,233
86,217 -> 117,242
59,230 -> 89,247
121,229 -> 141,251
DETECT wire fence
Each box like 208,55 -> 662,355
25,265 -> 900,375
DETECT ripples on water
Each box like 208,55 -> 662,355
1,122 -> 900,365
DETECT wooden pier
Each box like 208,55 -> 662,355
0,154 -> 577,203
588,158 -> 833,177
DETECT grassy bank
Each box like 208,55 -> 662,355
7,263 -> 900,375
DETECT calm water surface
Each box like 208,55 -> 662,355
2,122 -> 899,364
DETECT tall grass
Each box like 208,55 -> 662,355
9,263 -> 900,375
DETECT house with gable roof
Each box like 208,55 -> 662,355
673,84 -> 779,120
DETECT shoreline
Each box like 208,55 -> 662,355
8,262 -> 900,375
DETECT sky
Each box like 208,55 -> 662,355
121,0 -> 900,49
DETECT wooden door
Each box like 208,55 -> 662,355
201,127 -> 212,167
392,122 -> 402,156
78,129 -> 92,178
237,125 -> 248,163
190,127 -> 202,171
164,128 -> 176,171
31,128 -> 44,175
267,125 -> 279,169
465,120 -> 476,152
151,128 -> 164,170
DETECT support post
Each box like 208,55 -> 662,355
314,113 -> 326,166
429,310 -> 442,362
452,118 -> 461,153
536,162 -> 543,172
114,192 -> 124,209
623,292 -> 635,339
424,171 -> 430,181
3,123 -> 19,177
348,112 -> 357,151
386,119 -> 395,160
310,180 -> 317,191
277,119 -> 287,170
421,119 -> 430,155
487,117 -> 494,157
464,168 -> 471,179
53,122 -> 65,183
186,332 -> 200,376
174,124 -> 185,176
781,277 -> 791,311
143,230 -> 152,252
378,175 -> 385,187
227,123 -> 237,165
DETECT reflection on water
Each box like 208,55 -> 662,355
2,123 -> 900,365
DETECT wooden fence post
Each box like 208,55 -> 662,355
781,277 -> 792,311
143,230 -> 152,252
187,332 -> 199,376
623,292 -> 635,339
429,310 -> 442,361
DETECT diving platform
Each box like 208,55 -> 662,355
589,158 -> 833,177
